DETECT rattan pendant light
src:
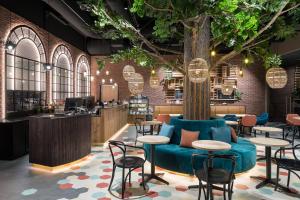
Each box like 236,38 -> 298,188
266,67 -> 287,89
122,65 -> 135,81
188,58 -> 209,83
128,73 -> 144,95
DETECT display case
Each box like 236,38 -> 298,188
129,95 -> 149,115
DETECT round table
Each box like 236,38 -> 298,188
249,137 -> 289,189
189,140 -> 231,195
216,114 -> 246,118
225,120 -> 239,126
253,126 -> 283,138
137,135 -> 169,185
141,120 -> 163,135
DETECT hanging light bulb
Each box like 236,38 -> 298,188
83,71 -> 88,77
96,70 -> 100,75
211,50 -> 216,57
244,58 -> 249,64
114,83 -> 118,87
239,67 -> 243,77
102,79 -> 105,84
109,78 -> 113,83
91,76 -> 94,82
105,70 -> 109,75
151,69 -> 155,75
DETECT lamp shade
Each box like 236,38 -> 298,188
188,58 -> 209,83
123,65 -> 135,81
128,73 -> 144,95
221,84 -> 234,95
266,67 -> 287,89
150,75 -> 160,89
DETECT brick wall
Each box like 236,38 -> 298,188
0,6 -> 90,119
90,56 -> 267,115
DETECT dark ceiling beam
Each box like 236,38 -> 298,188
42,0 -> 102,39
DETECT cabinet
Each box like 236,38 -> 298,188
129,96 -> 149,115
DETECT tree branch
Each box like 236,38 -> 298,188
214,1 -> 289,67
144,1 -> 172,12
281,3 -> 300,15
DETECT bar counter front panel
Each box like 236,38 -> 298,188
29,114 -> 91,167
91,105 -> 128,145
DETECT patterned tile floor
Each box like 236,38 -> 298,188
0,126 -> 300,200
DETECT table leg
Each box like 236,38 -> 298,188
257,132 -> 269,161
142,144 -> 169,185
251,146 -> 278,189
150,125 -> 154,135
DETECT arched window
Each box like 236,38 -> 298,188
77,55 -> 90,97
52,45 -> 73,103
5,26 -> 46,114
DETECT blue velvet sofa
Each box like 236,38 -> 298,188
144,117 -> 256,174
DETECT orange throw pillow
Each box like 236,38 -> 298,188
230,127 -> 238,143
180,129 -> 200,148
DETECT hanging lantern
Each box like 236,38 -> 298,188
188,58 -> 209,83
128,73 -> 144,95
123,65 -> 135,81
266,67 -> 287,89
221,84 -> 234,95
149,75 -> 160,89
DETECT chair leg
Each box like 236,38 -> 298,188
223,184 -> 226,200
254,129 -> 256,137
198,181 -> 201,200
121,168 -> 125,199
206,183 -> 210,200
287,170 -> 291,188
142,166 -> 146,190
108,165 -> 116,191
128,168 -> 131,185
275,166 -> 279,191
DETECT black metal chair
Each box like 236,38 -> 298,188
192,154 -> 236,200
108,140 -> 147,199
134,118 -> 151,144
274,144 -> 300,192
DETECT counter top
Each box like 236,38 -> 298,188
30,113 -> 90,119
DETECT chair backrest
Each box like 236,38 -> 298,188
286,114 -> 300,125
156,114 -> 171,124
108,140 -> 126,166
293,144 -> 300,160
241,115 -> 256,127
192,154 -> 236,183
224,114 -> 238,121
134,117 -> 143,132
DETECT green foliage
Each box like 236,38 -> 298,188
80,0 -> 300,70
96,59 -> 105,71
264,54 -> 282,69
110,46 -> 156,68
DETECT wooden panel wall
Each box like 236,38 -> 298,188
91,106 -> 128,145
29,114 -> 91,167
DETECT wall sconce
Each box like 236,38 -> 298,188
105,70 -> 109,75
43,63 -> 53,71
4,40 -> 16,51
102,79 -> 105,84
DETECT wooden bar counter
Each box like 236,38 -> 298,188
92,105 -> 128,145
29,114 -> 91,168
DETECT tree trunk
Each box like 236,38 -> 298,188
183,16 -> 210,120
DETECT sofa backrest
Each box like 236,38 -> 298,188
169,118 -> 226,145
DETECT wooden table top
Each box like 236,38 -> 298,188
253,126 -> 282,133
216,114 -> 247,118
249,138 -> 289,147
192,140 -> 231,151
137,135 -> 170,144
225,121 -> 239,125
141,120 -> 163,126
